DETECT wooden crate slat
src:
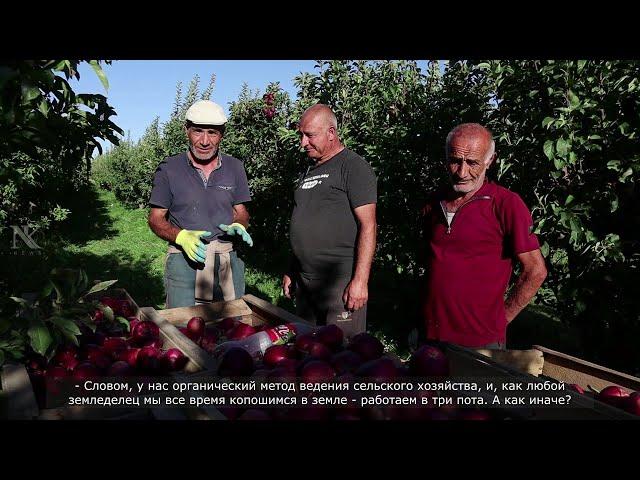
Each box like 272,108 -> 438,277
1,364 -> 39,420
445,344 -> 636,420
140,307 -> 219,373
472,349 -> 544,376
158,299 -> 252,326
534,345 -> 640,392
241,294 -> 314,327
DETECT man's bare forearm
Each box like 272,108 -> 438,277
232,208 -> 250,229
148,215 -> 181,244
505,268 -> 547,323
353,221 -> 376,284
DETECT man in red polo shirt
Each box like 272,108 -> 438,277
420,123 -> 548,349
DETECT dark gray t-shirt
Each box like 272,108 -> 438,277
289,148 -> 377,278
149,152 -> 251,242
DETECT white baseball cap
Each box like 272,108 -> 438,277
185,100 -> 227,126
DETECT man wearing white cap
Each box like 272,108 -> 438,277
148,100 -> 253,307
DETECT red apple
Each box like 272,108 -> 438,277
102,337 -> 127,357
300,360 -> 335,383
330,350 -> 364,375
263,345 -> 291,368
228,323 -> 256,340
348,333 -> 384,361
316,324 -> 344,350
161,348 -> 188,372
131,321 -> 160,346
107,361 -> 134,377
409,344 -> 449,377
187,316 -> 205,341
598,385 -> 629,408
623,392 -> 640,416
217,347 -> 254,377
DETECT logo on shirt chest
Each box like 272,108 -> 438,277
217,185 -> 235,191
300,173 -> 330,190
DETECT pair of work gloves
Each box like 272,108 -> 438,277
175,223 -> 253,263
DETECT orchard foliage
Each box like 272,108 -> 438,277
92,60 -> 640,372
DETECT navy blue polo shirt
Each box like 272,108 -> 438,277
149,152 -> 251,242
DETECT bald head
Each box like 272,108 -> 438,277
446,123 -> 495,162
300,104 -> 338,130
444,123 -> 496,196
298,104 -> 343,163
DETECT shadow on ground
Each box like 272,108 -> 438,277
54,186 -> 118,245
0,249 -> 165,310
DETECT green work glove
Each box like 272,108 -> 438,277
218,223 -> 253,247
175,229 -> 211,263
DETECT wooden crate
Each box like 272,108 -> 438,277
1,363 -> 40,420
144,296 -> 640,421
142,294 -> 315,420
141,294 -> 315,372
533,345 -> 640,393
443,344 -> 639,420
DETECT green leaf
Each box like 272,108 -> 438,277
543,140 -> 555,160
27,322 -> 53,356
556,137 -> 569,157
569,151 -> 577,165
53,60 -> 69,72
540,242 -> 550,258
607,160 -> 621,171
568,90 -> 580,108
89,60 -> 109,91
554,157 -> 565,170
10,297 -> 29,308
588,134 -> 601,140
22,85 -> 41,104
619,122 -> 630,135
116,316 -> 131,332
542,117 -> 555,128
38,99 -> 50,117
50,268 -> 82,305
577,60 -> 587,72
77,269 -> 88,295
49,316 -> 81,336
40,280 -> 54,300
620,167 -> 633,182
85,280 -> 118,297
610,197 -> 619,212
76,314 -> 97,332
565,195 -> 575,206
59,329 -> 80,347
100,305 -> 115,323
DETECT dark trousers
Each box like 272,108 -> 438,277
293,273 -> 366,341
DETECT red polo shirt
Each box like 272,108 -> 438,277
420,180 -> 540,347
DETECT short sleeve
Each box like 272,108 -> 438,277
233,161 -> 252,205
499,192 -> 540,254
149,160 -> 172,209
346,157 -> 377,209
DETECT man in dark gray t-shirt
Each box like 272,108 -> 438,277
283,104 -> 377,339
